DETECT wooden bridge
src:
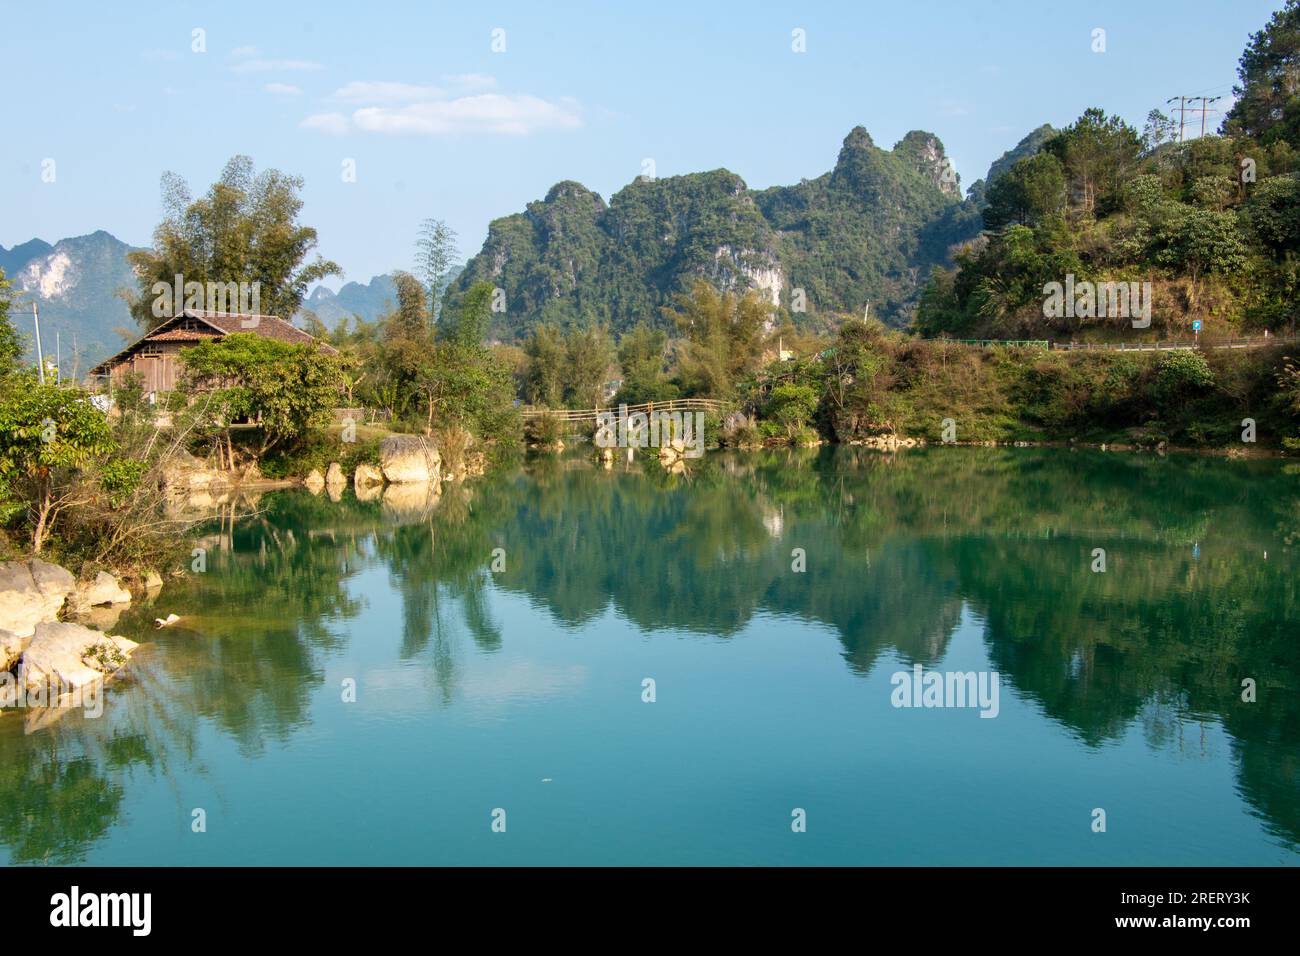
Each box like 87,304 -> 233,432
520,398 -> 733,423
949,334 -> 1299,352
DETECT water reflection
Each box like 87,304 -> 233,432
2,447 -> 1297,862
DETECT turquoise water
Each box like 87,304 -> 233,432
2,447 -> 1298,865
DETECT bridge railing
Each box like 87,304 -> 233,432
520,398 -> 732,421
1051,335 -> 1299,351
951,339 -> 1050,348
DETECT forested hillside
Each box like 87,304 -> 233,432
447,126 -> 993,339
917,1 -> 1300,342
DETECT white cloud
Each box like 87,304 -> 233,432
331,81 -> 446,103
300,112 -> 350,135
353,94 -> 581,136
232,58 -> 323,74
310,78 -> 580,137
265,83 -> 303,96
445,73 -> 497,93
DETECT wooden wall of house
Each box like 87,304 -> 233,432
108,342 -> 187,393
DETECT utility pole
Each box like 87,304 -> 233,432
55,330 -> 60,385
1166,96 -> 1190,143
1189,96 -> 1222,138
32,301 -> 45,384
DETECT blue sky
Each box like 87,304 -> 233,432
0,0 -> 1281,286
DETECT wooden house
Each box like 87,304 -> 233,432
89,309 -> 338,394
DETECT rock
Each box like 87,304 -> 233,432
325,462 -> 346,486
160,449 -> 227,492
18,621 -> 138,692
381,481 -> 441,521
70,571 -> 132,612
70,605 -> 125,633
0,559 -> 76,638
144,570 -> 164,591
304,469 -> 325,493
722,411 -> 751,435
379,435 -> 442,484
155,613 -> 181,629
354,462 -> 384,492
1,629 -> 22,671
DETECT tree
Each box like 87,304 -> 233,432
380,272 -> 433,419
1156,208 -> 1250,289
1225,0 -> 1300,148
983,153 -> 1067,230
1044,108 -> 1143,217
1156,350 -> 1215,401
765,382 -> 819,440
180,334 -> 345,456
419,281 -> 518,442
0,381 -> 116,552
616,322 -> 677,404
127,156 -> 341,328
1142,109 -> 1178,150
0,269 -> 23,382
1245,174 -> 1300,255
523,324 -> 566,407
665,281 -> 768,398
415,219 -> 460,325
564,325 -> 613,409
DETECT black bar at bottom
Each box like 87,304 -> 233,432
0,866 -> 1285,940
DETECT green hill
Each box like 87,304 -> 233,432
447,126 -> 1002,339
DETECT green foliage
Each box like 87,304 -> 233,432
127,155 -> 341,328
258,426 -> 383,480
180,333 -> 346,454
1225,0 -> 1300,148
0,379 -> 117,551
614,323 -> 675,405
0,269 -> 23,381
99,458 -> 147,507
521,322 -> 613,409
1153,208 -> 1250,280
666,281 -> 768,399
414,218 -> 460,323
1155,350 -> 1215,399
983,152 -> 1067,229
1244,174 -> 1300,255
448,129 -> 975,338
819,320 -> 1298,448
522,324 -> 566,406
918,89 -> 1295,339
765,383 -> 819,439
1042,108 -> 1143,217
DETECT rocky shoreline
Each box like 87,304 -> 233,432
165,432 -> 489,517
0,558 -> 146,729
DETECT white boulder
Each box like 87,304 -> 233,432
379,435 -> 442,484
18,621 -> 138,692
70,571 -> 132,612
0,559 -> 76,638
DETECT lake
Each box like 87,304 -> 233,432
2,446 -> 1298,865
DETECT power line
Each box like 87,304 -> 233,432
1189,95 -> 1223,137
1166,96 -> 1191,142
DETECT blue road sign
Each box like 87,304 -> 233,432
1192,320 -> 1202,332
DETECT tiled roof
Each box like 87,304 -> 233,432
145,329 -> 221,342
181,310 -> 334,349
